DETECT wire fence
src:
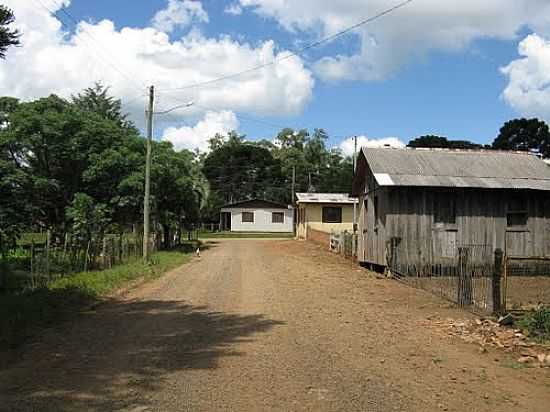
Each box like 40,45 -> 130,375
504,256 -> 550,311
329,231 -> 358,260
0,231 -> 159,292
387,241 -> 500,314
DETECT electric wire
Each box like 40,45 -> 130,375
157,0 -> 414,92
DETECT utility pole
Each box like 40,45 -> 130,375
352,135 -> 358,233
291,165 -> 296,203
291,165 -> 297,235
143,85 -> 155,263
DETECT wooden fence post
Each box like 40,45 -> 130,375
84,240 -> 91,272
457,247 -> 472,306
45,230 -> 51,280
493,248 -> 504,315
30,240 -> 35,288
102,237 -> 107,269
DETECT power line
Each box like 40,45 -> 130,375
156,92 -> 358,141
157,0 -> 414,92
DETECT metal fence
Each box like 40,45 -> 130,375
388,242 -> 500,314
504,256 -> 550,311
329,231 -> 358,260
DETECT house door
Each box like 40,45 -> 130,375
221,212 -> 232,231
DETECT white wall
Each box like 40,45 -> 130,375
221,207 -> 294,233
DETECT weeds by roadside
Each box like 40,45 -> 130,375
518,308 -> 550,343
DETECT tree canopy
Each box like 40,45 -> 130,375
492,118 -> 550,157
0,85 -> 204,249
408,135 -> 483,150
200,127 -> 354,221
0,5 -> 19,59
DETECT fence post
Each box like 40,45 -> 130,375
457,247 -> 472,306
102,237 -> 107,269
46,230 -> 51,280
493,248 -> 504,315
30,239 -> 35,288
84,240 -> 91,272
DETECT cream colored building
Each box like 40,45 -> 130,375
295,193 -> 358,239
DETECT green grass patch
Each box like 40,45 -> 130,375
0,246 -> 194,349
199,231 -> 293,239
502,360 -> 531,370
517,307 -> 550,343
17,232 -> 47,246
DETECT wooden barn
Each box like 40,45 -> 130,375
351,147 -> 550,270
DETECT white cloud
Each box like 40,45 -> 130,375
239,0 -> 550,82
0,0 -> 314,130
152,0 -> 208,33
339,135 -> 405,156
501,34 -> 550,122
162,110 -> 239,152
224,3 -> 243,16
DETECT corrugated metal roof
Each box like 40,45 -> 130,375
222,199 -> 291,209
295,193 -> 358,204
362,148 -> 550,190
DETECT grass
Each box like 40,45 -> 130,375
199,231 -> 294,239
517,307 -> 550,343
502,360 -> 531,370
17,232 -> 48,246
0,245 -> 195,349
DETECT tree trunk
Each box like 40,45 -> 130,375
162,223 -> 170,250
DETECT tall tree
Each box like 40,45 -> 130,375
203,135 -> 284,208
72,82 -> 136,130
0,5 -> 19,59
492,118 -> 550,157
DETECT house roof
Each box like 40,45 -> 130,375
295,193 -> 358,204
361,147 -> 550,190
221,199 -> 291,209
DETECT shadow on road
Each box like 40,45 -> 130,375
0,299 -> 284,411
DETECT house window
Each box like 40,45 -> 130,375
242,211 -> 254,223
322,206 -> 342,223
434,193 -> 456,225
507,195 -> 528,227
272,212 -> 284,223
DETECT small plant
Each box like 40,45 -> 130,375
518,307 -> 550,342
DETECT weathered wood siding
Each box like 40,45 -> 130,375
357,160 -> 389,265
357,180 -> 550,266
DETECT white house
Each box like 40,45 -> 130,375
220,199 -> 294,233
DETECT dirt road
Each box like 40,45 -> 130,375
1,239 -> 549,411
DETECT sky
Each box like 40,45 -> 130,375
2,0 -> 550,155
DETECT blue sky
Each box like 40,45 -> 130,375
3,0 -> 550,153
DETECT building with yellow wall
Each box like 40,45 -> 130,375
295,193 -> 358,240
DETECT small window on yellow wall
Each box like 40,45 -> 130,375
242,212 -> 254,223
272,212 -> 284,223
322,207 -> 342,223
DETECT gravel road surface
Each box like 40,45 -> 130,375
1,239 -> 549,411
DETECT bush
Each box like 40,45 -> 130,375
518,307 -> 550,342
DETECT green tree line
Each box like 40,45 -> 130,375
0,85 -> 206,251
2,83 -> 549,250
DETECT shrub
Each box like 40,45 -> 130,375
518,307 -> 550,342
